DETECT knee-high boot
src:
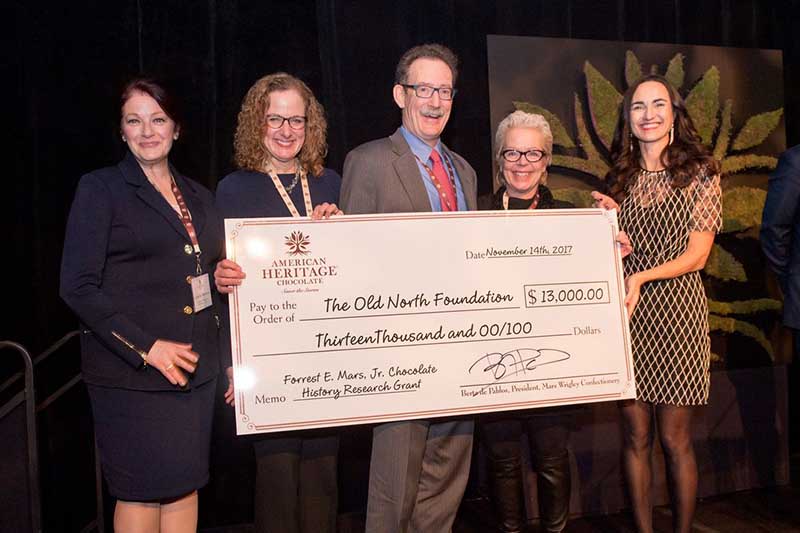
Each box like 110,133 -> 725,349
489,455 -> 525,533
534,451 -> 570,532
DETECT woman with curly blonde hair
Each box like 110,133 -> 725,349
215,72 -> 342,533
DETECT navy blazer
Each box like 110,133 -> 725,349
761,144 -> 800,329
60,152 -> 226,390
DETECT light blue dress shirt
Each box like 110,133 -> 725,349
400,126 -> 467,212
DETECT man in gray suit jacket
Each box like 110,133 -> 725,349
341,44 -> 477,532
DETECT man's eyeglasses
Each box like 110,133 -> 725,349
265,114 -> 307,130
501,149 -> 547,163
400,84 -> 457,101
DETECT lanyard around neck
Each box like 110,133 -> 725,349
267,165 -> 312,217
169,175 -> 203,273
146,171 -> 203,273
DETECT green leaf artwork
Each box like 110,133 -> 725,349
721,155 -> 778,175
684,66 -> 720,145
731,109 -> 784,151
625,51 -> 643,87
513,101 -> 575,148
551,188 -> 594,208
584,61 -> 622,151
708,298 -> 782,315
708,315 -> 775,361
508,49 -> 785,363
722,187 -> 766,233
704,244 -> 746,282
664,53 -> 685,89
713,99 -> 733,161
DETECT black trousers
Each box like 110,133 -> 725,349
253,431 -> 339,533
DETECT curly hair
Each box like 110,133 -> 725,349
608,74 -> 720,199
233,73 -> 328,177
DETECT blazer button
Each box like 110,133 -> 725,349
186,275 -> 194,284
183,305 -> 193,315
184,244 -> 193,255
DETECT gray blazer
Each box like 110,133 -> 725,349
341,128 -> 477,214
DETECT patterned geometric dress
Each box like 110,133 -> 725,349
619,169 -> 722,405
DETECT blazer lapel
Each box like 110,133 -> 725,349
389,129 -> 435,213
118,152 -> 192,244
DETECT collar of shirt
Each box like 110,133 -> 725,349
400,125 -> 443,162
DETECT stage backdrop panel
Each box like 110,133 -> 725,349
487,35 -> 787,368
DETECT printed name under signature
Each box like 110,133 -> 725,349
468,348 -> 572,381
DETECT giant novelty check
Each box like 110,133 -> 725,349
226,210 -> 635,435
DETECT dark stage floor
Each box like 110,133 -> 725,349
203,464 -> 800,532
450,485 -> 800,532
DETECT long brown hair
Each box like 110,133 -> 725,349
608,74 -> 719,198
233,73 -> 327,177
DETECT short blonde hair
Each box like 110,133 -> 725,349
233,73 -> 328,177
494,110 -> 553,187
494,110 -> 553,164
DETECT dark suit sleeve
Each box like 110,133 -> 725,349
60,173 -> 157,368
341,148 -> 378,214
761,150 -> 800,287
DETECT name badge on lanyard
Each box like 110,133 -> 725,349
170,174 -> 212,312
191,274 -> 212,312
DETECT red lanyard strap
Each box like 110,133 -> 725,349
170,176 -> 203,273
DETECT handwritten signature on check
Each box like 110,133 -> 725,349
468,348 -> 572,381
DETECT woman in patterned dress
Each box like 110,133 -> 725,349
592,74 -> 722,533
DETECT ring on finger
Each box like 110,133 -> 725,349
166,363 -> 175,371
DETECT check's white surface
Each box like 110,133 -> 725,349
226,210 -> 634,435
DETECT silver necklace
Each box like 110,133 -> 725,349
284,170 -> 301,194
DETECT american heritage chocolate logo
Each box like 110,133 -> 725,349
285,231 -> 311,256
261,231 -> 338,288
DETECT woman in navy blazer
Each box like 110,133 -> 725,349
60,78 -> 226,531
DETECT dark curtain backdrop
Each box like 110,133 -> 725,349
5,0 -> 800,528
7,0 -> 800,354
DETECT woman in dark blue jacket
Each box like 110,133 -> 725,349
60,78 -> 226,531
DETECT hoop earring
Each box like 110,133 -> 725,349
669,124 -> 674,145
